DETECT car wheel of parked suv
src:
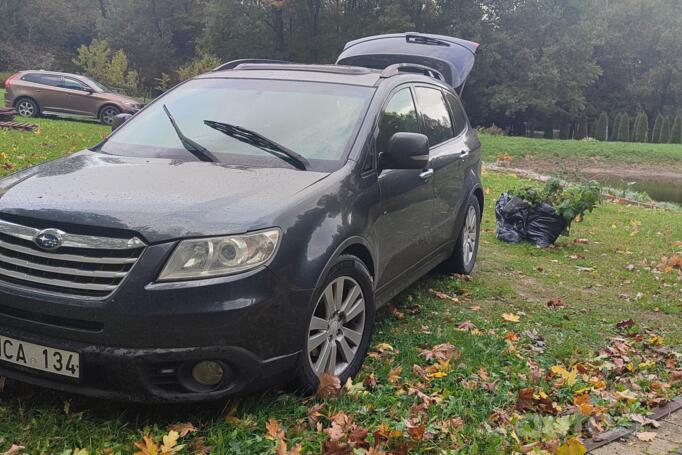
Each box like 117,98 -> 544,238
99,106 -> 121,125
295,255 -> 375,393
15,98 -> 40,118
442,195 -> 481,275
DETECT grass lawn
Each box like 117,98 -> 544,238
0,96 -> 680,453
480,133 -> 682,167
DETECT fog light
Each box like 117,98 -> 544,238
191,361 -> 224,386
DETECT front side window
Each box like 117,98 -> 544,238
63,78 -> 86,91
376,88 -> 420,156
101,78 -> 374,172
414,87 -> 454,146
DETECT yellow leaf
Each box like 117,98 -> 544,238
551,365 -> 578,386
556,437 -> 587,455
502,313 -> 520,322
160,431 -> 183,453
72,450 -> 89,455
134,436 -> 159,455
388,366 -> 403,384
428,371 -> 448,379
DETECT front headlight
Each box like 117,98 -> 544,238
158,228 -> 280,281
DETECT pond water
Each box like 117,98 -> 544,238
594,176 -> 682,204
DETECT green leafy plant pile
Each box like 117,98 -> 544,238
511,178 -> 602,228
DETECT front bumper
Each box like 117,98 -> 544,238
0,243 -> 313,401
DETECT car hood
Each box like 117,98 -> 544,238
0,152 -> 329,243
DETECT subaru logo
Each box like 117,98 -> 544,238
34,229 -> 63,251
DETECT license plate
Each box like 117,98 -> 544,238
0,335 -> 80,378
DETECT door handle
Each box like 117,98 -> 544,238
419,168 -> 434,182
459,150 -> 470,159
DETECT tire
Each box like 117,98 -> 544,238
99,105 -> 121,125
15,98 -> 40,118
441,194 -> 481,275
293,254 -> 375,394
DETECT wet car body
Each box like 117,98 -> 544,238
0,33 -> 483,401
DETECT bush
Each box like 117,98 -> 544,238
670,113 -> 682,144
0,71 -> 16,87
610,113 -> 622,140
660,116 -> 671,144
594,111 -> 609,141
616,112 -> 630,142
633,112 -> 649,143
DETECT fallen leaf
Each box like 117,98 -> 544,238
316,373 -> 342,399
168,422 -> 197,438
1,446 -> 25,455
266,418 -> 285,440
457,320 -> 477,331
635,432 -> 657,442
134,436 -> 160,455
556,437 -> 586,455
547,298 -> 565,309
502,313 -> 520,323
429,289 -> 460,303
388,304 -> 405,320
388,366 -> 402,384
616,319 -> 635,330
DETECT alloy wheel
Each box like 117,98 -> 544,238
462,205 -> 478,265
17,101 -> 35,117
307,276 -> 366,377
101,108 -> 118,125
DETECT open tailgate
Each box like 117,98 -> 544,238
336,32 -> 479,89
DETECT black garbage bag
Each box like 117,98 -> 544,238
495,193 -> 528,244
495,193 -> 567,248
526,203 -> 567,248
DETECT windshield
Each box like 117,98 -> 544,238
100,78 -> 374,171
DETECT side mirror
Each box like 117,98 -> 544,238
112,113 -> 132,131
84,88 -> 94,94
380,132 -> 430,170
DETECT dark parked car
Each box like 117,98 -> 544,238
4,70 -> 144,125
0,33 -> 483,402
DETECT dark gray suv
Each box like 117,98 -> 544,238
0,33 -> 483,401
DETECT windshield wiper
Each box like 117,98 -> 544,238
203,120 -> 309,171
162,105 -> 218,163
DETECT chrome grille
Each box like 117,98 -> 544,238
0,219 -> 145,298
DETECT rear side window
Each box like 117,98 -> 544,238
414,87 -> 454,146
21,74 -> 43,83
377,88 -> 420,156
22,74 -> 62,87
444,92 -> 469,137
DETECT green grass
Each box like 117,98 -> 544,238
0,98 -> 681,453
480,133 -> 682,166
0,89 -> 109,176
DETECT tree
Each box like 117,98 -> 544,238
616,113 -> 630,142
594,111 -> 609,141
73,39 -> 138,94
610,112 -> 622,140
575,116 -> 589,139
176,53 -> 221,81
633,112 -> 649,143
670,113 -> 682,144
660,116 -> 672,144
652,113 -> 664,143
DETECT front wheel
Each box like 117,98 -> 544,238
294,255 -> 375,393
442,195 -> 481,275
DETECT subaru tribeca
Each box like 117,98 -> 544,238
4,71 -> 143,125
0,33 -> 483,401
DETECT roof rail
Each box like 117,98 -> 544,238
380,63 -> 445,82
213,59 -> 289,72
